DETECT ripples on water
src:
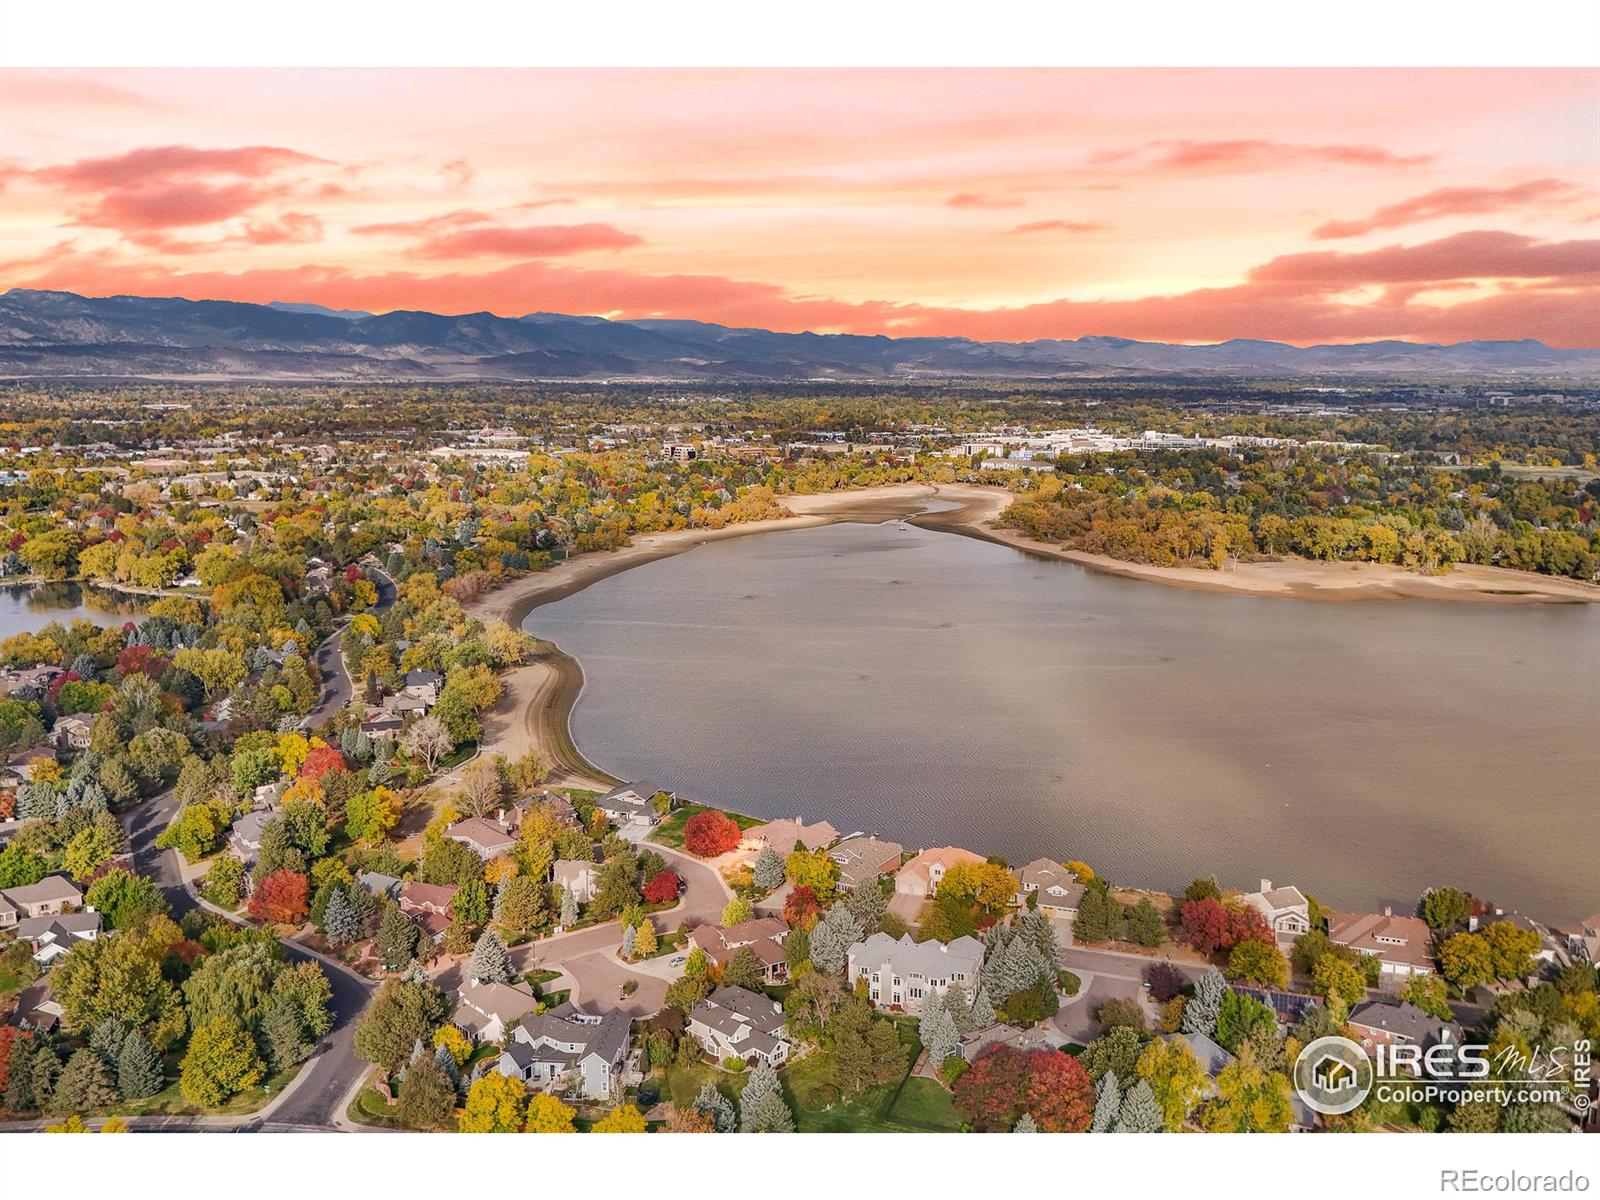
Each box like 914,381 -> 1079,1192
529,523 -> 1600,921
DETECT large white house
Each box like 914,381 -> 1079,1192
848,932 -> 984,1014
1240,878 -> 1312,942
494,1003 -> 632,1100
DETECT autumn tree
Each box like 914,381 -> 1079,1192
592,1102 -> 648,1132
1135,1036 -> 1207,1131
683,810 -> 740,858
247,869 -> 309,926
396,1055 -> 456,1130
524,1091 -> 578,1132
458,1073 -> 527,1132
179,1018 -> 265,1108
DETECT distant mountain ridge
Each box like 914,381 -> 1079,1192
1,288 -> 1595,381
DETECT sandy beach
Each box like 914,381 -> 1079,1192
463,479 -> 1599,786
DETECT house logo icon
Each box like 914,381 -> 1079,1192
1293,1036 -> 1373,1116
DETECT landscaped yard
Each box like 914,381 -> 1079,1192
661,1061 -> 749,1111
781,1020 -> 962,1132
97,1065 -> 303,1119
649,803 -> 763,850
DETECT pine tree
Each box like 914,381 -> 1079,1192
752,845 -> 786,891
559,886 -> 578,928
467,929 -> 515,984
376,904 -> 420,971
263,1000 -> 312,1072
808,905 -> 863,975
1182,968 -> 1227,1037
943,981 -> 975,1034
1091,1070 -> 1123,1133
620,922 -> 638,960
969,985 -> 997,1028
50,1048 -> 118,1114
434,1042 -> 461,1091
739,1061 -> 780,1131
692,1082 -> 737,1132
116,1029 -> 165,1100
918,991 -> 960,1069
743,1087 -> 794,1133
845,879 -> 887,935
1013,1112 -> 1038,1132
1114,1078 -> 1163,1132
5,1037 -> 37,1112
89,1017 -> 131,1067
1019,907 -> 1060,963
323,887 -> 361,945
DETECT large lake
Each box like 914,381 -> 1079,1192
0,583 -> 142,639
529,522 -> 1600,922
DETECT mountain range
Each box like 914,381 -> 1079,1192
1,288 -> 1595,381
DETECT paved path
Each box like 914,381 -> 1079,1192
304,568 -> 396,728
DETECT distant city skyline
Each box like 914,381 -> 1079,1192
1,68 -> 1596,346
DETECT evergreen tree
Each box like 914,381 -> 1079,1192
692,1082 -> 737,1132
1125,898 -> 1167,948
1114,1079 -> 1163,1132
89,1017 -> 132,1067
434,1042 -> 461,1091
969,986 -> 997,1028
322,887 -> 362,945
1013,1112 -> 1038,1132
808,905 -> 863,975
943,981 -> 976,1034
621,923 -> 638,960
752,845 -> 786,891
743,1087 -> 794,1133
376,904 -> 420,971
30,1046 -> 61,1109
845,879 -> 887,935
1019,908 -> 1059,963
50,1048 -> 118,1114
263,1000 -> 313,1072
5,1036 -> 38,1112
1182,968 -> 1227,1037
396,1054 -> 456,1130
115,1029 -> 165,1100
918,991 -> 960,1069
467,929 -> 515,984
1092,1070 -> 1123,1132
739,1061 -> 780,1131
559,886 -> 578,928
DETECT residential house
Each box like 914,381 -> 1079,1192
1328,908 -> 1435,979
687,986 -> 790,1067
401,669 -> 444,706
1347,1001 -> 1460,1056
0,665 -> 63,698
356,871 -> 402,902
6,746 -> 57,777
828,835 -> 903,892
1569,913 -> 1600,965
17,910 -> 101,966
229,810 -> 272,866
1163,1031 -> 1234,1091
494,1003 -> 632,1100
1013,859 -> 1086,919
894,846 -> 985,899
360,713 -> 405,741
447,814 -> 519,861
454,977 -> 540,1043
741,816 -> 839,860
594,782 -> 671,829
553,860 -> 599,906
959,1022 -> 1057,1063
50,713 -> 94,752
0,875 -> 83,923
848,932 -> 984,1014
688,918 -> 791,984
400,881 -> 457,941
1240,879 -> 1313,942
10,982 -> 63,1032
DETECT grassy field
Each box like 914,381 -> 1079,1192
92,1065 -> 303,1119
781,1021 -> 962,1132
650,803 -> 764,850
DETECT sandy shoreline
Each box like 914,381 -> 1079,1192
464,480 -> 1598,785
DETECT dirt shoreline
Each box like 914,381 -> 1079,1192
465,480 -> 1599,785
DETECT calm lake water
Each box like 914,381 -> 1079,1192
529,523 -> 1600,922
0,583 -> 142,639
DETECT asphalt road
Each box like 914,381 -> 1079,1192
304,568 -> 396,728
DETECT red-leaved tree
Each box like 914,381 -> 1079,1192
248,869 -> 309,926
641,869 -> 681,904
953,1045 -> 1094,1132
683,811 -> 741,858
299,745 -> 347,783
1178,898 -> 1272,956
783,884 -> 820,930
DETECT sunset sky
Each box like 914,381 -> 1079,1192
1,68 -> 1597,346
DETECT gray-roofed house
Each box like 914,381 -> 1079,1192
828,835 -> 904,891
357,871 -> 403,901
0,875 -> 83,921
229,810 -> 272,865
594,782 -> 671,828
11,982 -> 63,1032
402,669 -> 444,705
494,1003 -> 632,1100
1348,1001 -> 1461,1056
16,910 -> 101,966
1013,858 -> 1086,919
848,932 -> 984,1015
688,986 -> 790,1067
1163,1030 -> 1235,1087
447,814 -> 519,860
959,1021 -> 1058,1063
1240,878 -> 1312,942
455,977 -> 540,1043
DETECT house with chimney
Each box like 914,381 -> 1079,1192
1241,878 -> 1313,943
848,931 -> 983,1014
1328,907 -> 1435,979
688,918 -> 791,984
494,1003 -> 633,1100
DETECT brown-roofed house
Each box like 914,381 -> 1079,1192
1328,907 -> 1434,978
688,917 -> 790,984
895,846 -> 985,899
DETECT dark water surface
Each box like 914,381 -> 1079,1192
528,523 -> 1600,921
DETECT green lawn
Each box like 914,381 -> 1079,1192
662,1061 -> 749,1110
0,968 -> 29,997
649,803 -> 764,850
781,1020 -> 963,1132
95,1065 -> 302,1119
348,1086 -> 407,1129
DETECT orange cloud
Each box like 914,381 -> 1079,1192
1008,220 -> 1106,235
1248,230 -> 1600,288
946,192 -> 1024,209
1097,139 -> 1432,172
1312,179 -> 1585,239
406,223 -> 643,259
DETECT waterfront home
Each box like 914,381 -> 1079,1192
1013,859 -> 1086,919
1347,1001 -> 1460,1056
447,813 -> 519,860
0,875 -> 83,923
49,713 -> 94,752
958,1021 -> 1057,1064
1328,908 -> 1435,978
688,918 -> 791,984
741,816 -> 840,860
400,881 -> 457,941
828,835 -> 903,892
894,846 -> 985,900
553,860 -> 600,906
454,977 -> 540,1043
16,910 -> 101,966
688,986 -> 790,1067
495,1003 -> 632,1100
595,781 -> 672,828
848,931 -> 983,1014
0,665 -> 64,698
1240,878 -> 1312,942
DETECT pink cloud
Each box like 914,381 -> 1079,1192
1312,179 -> 1585,239
407,223 -> 642,259
37,144 -> 322,190
946,192 -> 1024,209
1097,139 -> 1432,172
1248,230 -> 1600,288
1008,220 -> 1106,235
